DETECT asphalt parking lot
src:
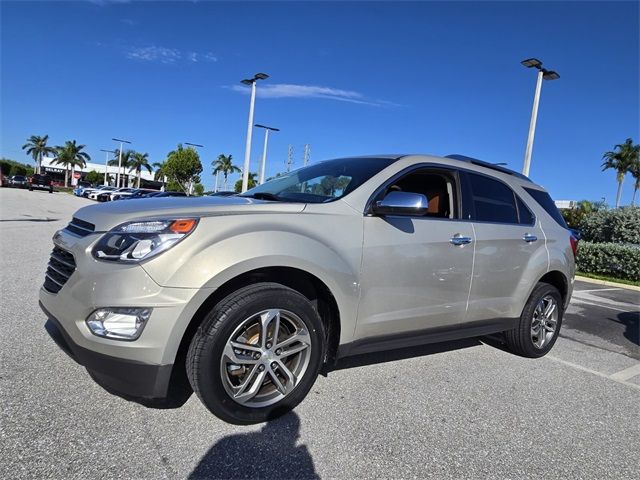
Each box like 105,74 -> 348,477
1,187 -> 638,479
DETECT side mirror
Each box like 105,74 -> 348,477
372,191 -> 429,216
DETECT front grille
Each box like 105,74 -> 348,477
44,247 -> 76,294
64,217 -> 95,237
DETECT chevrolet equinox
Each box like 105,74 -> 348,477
40,154 -> 576,424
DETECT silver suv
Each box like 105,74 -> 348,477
40,154 -> 576,424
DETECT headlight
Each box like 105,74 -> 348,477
92,218 -> 198,262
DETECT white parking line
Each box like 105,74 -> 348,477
574,288 -> 622,293
546,355 -> 640,391
609,363 -> 640,382
571,290 -> 639,312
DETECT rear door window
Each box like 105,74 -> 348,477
467,173 -> 518,224
524,188 -> 568,228
516,196 -> 535,225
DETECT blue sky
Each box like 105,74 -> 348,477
1,0 -> 638,202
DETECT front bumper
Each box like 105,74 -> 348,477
38,227 -> 215,407
42,303 -> 187,406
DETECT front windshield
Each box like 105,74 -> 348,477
241,157 -> 396,203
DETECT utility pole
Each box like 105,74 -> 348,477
112,138 -> 131,188
303,144 -> 310,166
240,73 -> 269,192
255,124 -> 280,184
520,58 -> 560,177
287,145 -> 293,172
99,149 -> 116,186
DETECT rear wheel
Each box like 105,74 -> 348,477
187,283 -> 325,424
503,282 -> 562,358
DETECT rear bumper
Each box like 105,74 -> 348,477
41,302 -> 190,408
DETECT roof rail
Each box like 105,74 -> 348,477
445,154 -> 532,181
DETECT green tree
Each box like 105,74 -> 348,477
53,140 -> 91,187
601,138 -> 640,208
164,144 -> 203,195
128,152 -> 152,188
212,154 -> 240,191
234,172 -> 257,192
192,183 -> 205,196
84,170 -> 103,185
630,156 -> 640,206
22,134 -> 56,174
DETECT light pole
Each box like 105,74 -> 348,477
255,124 -> 280,184
99,149 -> 116,186
521,58 -> 560,177
240,73 -> 269,192
184,142 -> 204,195
112,138 -> 131,188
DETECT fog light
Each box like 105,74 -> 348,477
86,308 -> 152,340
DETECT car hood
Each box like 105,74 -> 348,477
73,195 -> 306,231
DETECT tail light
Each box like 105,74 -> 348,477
569,232 -> 579,259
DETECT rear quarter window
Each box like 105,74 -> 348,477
524,188 -> 567,228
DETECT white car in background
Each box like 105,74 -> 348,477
87,186 -> 118,200
109,188 -> 147,201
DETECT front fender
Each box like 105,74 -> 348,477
140,213 -> 364,344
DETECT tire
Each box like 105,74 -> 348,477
187,282 -> 325,425
504,282 -> 563,358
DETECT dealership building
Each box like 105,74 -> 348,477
40,156 -> 158,188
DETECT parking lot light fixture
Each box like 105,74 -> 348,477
521,58 -> 560,177
112,138 -> 131,188
100,149 -> 117,185
241,73 -> 269,192
255,124 -> 280,184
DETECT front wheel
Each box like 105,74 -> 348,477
187,283 -> 325,424
504,282 -> 563,358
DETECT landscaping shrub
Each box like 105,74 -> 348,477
579,207 -> 640,244
576,242 -> 640,281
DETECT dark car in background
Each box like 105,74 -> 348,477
29,174 -> 53,193
9,175 -> 29,188
209,191 -> 236,197
150,191 -> 187,198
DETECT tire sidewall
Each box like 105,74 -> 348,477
521,284 -> 563,357
192,286 -> 325,425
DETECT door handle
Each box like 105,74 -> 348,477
523,233 -> 538,243
450,235 -> 472,246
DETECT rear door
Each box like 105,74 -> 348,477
462,171 -> 546,320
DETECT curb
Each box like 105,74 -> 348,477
575,275 -> 640,292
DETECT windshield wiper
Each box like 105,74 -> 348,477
243,192 -> 285,201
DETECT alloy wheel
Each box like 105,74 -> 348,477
530,295 -> 558,349
219,309 -> 312,408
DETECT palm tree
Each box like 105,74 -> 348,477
212,154 -> 240,190
601,138 -> 640,208
234,172 -> 258,192
630,157 -> 640,206
108,150 -> 133,187
53,140 -> 91,187
22,134 -> 56,174
153,161 -> 167,190
128,152 -> 152,188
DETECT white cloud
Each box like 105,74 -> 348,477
126,46 -> 217,65
120,18 -> 136,26
229,83 -> 398,107
186,51 -> 218,63
126,46 -> 181,64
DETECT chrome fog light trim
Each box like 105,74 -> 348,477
86,308 -> 152,341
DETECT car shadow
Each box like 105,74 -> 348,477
612,311 -> 640,347
188,412 -> 318,480
329,337 -> 481,371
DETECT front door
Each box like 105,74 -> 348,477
355,167 -> 475,340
